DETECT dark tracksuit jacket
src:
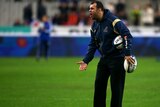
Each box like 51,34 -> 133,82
83,9 -> 133,107
83,9 -> 133,64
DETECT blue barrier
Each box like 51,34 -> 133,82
0,36 -> 160,57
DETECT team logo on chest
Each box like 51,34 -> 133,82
103,26 -> 108,32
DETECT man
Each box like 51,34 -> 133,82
36,15 -> 51,61
37,0 -> 47,21
23,3 -> 33,25
77,1 -> 135,107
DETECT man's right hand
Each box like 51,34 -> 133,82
125,56 -> 135,65
76,61 -> 88,71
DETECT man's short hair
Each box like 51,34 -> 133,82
91,1 -> 104,11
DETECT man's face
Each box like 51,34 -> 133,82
89,3 -> 99,20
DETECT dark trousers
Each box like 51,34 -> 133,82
36,40 -> 49,60
94,57 -> 126,107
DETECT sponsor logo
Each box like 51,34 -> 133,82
103,26 -> 108,32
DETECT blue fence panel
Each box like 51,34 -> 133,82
0,36 -> 160,57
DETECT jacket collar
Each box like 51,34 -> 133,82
102,9 -> 110,21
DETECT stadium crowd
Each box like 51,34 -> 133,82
15,0 -> 160,27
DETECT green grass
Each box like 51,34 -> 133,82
0,57 -> 160,107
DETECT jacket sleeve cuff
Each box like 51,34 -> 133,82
82,59 -> 89,64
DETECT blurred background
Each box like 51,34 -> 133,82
0,0 -> 159,56
0,0 -> 160,107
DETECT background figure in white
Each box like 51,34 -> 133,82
141,3 -> 154,26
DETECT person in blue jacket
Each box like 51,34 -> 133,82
77,1 -> 135,107
36,15 -> 51,61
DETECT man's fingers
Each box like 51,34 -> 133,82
76,61 -> 87,71
130,59 -> 135,65
76,62 -> 82,64
79,66 -> 84,71
128,58 -> 135,65
125,56 -> 135,65
76,61 -> 85,64
79,63 -> 87,71
79,66 -> 87,71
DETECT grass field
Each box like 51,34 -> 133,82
0,57 -> 160,107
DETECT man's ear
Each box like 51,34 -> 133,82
98,8 -> 102,12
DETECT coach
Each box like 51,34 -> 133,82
77,1 -> 134,107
